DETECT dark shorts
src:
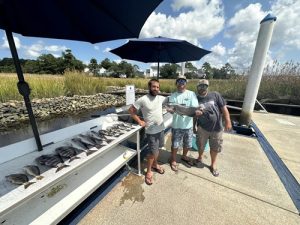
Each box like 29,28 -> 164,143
196,126 -> 223,153
147,131 -> 165,155
171,128 -> 193,149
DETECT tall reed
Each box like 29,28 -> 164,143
1,71 -> 299,104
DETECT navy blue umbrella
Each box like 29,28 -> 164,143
0,0 -> 162,151
110,36 -> 211,78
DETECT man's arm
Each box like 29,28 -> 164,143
128,105 -> 146,127
221,106 -> 232,131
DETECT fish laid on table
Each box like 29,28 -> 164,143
71,138 -> 97,155
23,165 -> 44,180
36,154 -> 69,173
79,134 -> 98,145
166,103 -> 201,117
80,134 -> 108,148
91,131 -> 114,143
55,146 -> 81,162
5,173 -> 35,189
99,129 -> 122,137
71,137 -> 94,149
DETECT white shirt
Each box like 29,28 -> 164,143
133,94 -> 166,134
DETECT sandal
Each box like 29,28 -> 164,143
193,159 -> 204,168
181,157 -> 193,168
152,166 -> 165,174
209,166 -> 219,177
169,161 -> 178,172
145,173 -> 153,185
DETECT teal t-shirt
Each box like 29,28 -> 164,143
168,90 -> 198,129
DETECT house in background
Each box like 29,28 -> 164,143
144,66 -> 158,78
84,67 -> 107,76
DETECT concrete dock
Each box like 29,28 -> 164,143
79,112 -> 300,225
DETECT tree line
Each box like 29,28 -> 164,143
0,49 -> 237,79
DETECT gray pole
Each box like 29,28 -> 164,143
239,14 -> 277,126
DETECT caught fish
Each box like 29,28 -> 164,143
23,165 -> 44,180
71,137 -> 94,149
79,134 -> 98,145
5,173 -> 35,189
70,139 -> 97,155
55,146 -> 81,162
166,104 -> 200,117
36,154 -> 69,173
91,131 -> 114,143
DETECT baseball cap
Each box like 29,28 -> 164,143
176,75 -> 187,82
198,79 -> 209,86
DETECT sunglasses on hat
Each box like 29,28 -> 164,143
176,79 -> 186,85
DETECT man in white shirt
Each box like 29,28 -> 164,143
129,79 -> 166,185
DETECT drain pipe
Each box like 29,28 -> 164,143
239,14 -> 277,126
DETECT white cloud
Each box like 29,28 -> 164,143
198,42 -> 226,68
211,42 -> 226,56
94,45 -> 100,50
45,45 -> 66,52
114,59 -> 122,64
103,47 -> 111,53
1,35 -> 21,49
224,3 -> 267,70
220,0 -> 300,71
140,0 -> 225,45
24,42 -> 66,58
270,0 -> 300,60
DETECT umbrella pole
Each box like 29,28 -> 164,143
5,30 -> 43,151
157,61 -> 160,80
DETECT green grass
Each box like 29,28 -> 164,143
0,72 -> 299,103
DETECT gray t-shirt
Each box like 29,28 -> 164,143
133,94 -> 166,134
196,91 -> 226,132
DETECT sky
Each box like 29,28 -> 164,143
0,0 -> 299,72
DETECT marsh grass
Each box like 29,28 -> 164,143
1,71 -> 299,103
64,71 -> 106,96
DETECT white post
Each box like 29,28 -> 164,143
125,85 -> 135,105
240,14 -> 277,126
181,62 -> 185,76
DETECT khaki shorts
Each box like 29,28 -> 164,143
196,126 -> 223,153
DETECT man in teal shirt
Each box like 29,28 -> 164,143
168,75 -> 198,171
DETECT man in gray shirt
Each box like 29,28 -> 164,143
129,79 -> 166,185
194,79 -> 231,177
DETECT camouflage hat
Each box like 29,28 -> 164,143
176,75 -> 187,82
198,79 -> 209,86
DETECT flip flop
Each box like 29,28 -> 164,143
181,157 -> 193,167
152,166 -> 165,174
193,159 -> 204,168
209,166 -> 219,177
145,173 -> 153,185
169,161 -> 178,172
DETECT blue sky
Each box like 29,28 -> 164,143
0,0 -> 299,72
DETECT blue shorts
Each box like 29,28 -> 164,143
147,131 -> 165,155
171,128 -> 193,149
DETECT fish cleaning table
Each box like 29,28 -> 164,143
0,115 -> 142,225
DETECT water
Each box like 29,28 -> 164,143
0,107 -> 118,148
1,103 -> 297,147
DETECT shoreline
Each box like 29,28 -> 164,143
0,93 -> 126,132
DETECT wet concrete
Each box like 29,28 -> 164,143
119,173 -> 145,206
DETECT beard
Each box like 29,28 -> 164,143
149,89 -> 158,96
198,89 -> 208,97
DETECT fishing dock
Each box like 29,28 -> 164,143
77,112 -> 300,225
